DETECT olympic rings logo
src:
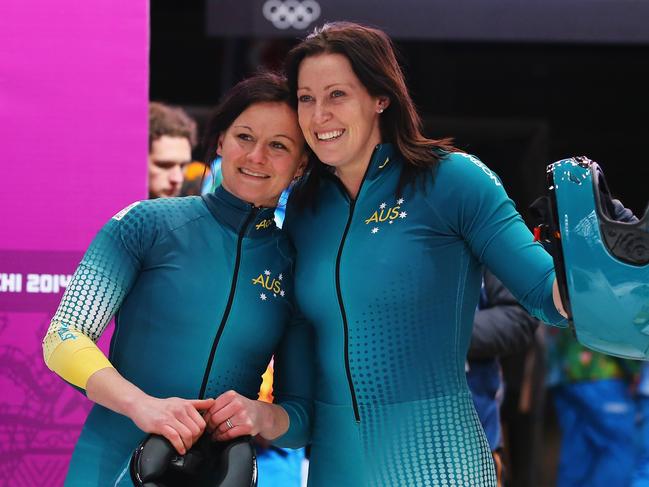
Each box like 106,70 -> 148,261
262,0 -> 321,30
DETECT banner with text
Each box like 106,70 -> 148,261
0,1 -> 148,485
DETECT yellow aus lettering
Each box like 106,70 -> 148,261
365,211 -> 379,224
377,208 -> 397,222
366,206 -> 401,224
253,274 -> 281,291
256,219 -> 273,230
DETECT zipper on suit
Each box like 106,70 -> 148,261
335,199 -> 361,422
333,146 -> 379,423
198,206 -> 259,399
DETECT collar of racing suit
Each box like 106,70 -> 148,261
324,143 -> 398,182
363,143 -> 398,181
202,185 -> 278,238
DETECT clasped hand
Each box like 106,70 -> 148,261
130,396 -> 214,455
129,391 -> 272,454
203,390 -> 268,442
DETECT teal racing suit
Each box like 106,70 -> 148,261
50,186 -> 312,486
280,144 -> 565,486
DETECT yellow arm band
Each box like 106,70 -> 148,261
44,329 -> 114,389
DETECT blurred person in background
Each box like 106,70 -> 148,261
148,101 -> 197,198
181,161 -> 212,196
468,270 -> 539,486
633,364 -> 649,487
545,330 -> 640,487
545,197 -> 640,487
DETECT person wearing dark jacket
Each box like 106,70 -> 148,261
546,197 -> 641,487
467,270 -> 540,486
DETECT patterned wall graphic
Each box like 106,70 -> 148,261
0,1 -> 148,485
0,312 -> 92,486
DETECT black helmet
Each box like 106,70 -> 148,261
130,433 -> 257,487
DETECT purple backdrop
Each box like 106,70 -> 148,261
0,1 -> 148,485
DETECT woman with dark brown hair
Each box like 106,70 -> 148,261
280,22 -> 567,486
42,73 -> 313,486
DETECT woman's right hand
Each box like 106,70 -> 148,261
128,396 -> 215,455
85,367 -> 214,455
552,278 -> 568,318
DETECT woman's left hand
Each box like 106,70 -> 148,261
204,390 -> 288,442
552,278 -> 568,318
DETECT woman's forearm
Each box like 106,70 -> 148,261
86,367 -> 148,417
257,402 -> 290,440
86,367 -> 214,455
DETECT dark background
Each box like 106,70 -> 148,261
150,1 -> 648,219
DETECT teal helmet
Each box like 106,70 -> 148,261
542,156 -> 649,359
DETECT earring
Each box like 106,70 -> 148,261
377,107 -> 384,114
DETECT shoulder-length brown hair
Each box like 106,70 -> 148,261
285,22 -> 458,205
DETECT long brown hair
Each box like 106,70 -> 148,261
285,22 -> 458,206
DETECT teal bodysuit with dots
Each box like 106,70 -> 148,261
47,186 -> 312,486
280,144 -> 565,486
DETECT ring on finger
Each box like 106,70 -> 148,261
225,418 -> 234,430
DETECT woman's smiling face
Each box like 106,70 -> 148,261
296,53 -> 386,177
217,101 -> 307,208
